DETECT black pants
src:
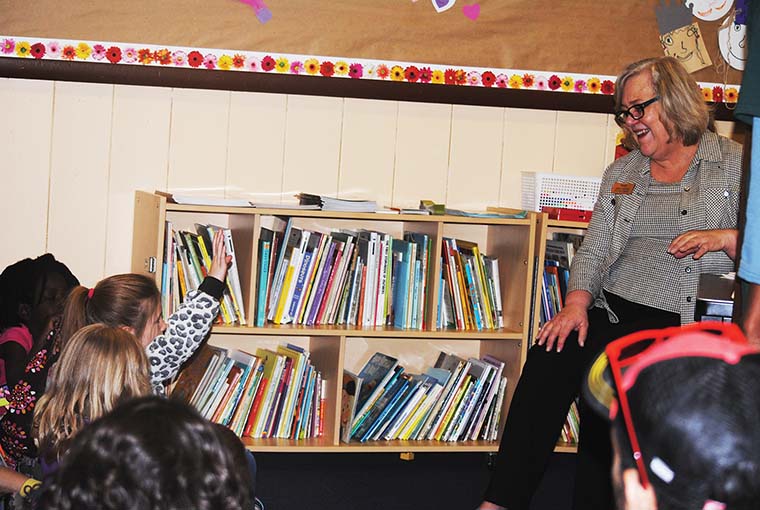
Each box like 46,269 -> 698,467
483,293 -> 680,510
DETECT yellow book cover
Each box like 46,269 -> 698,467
275,344 -> 307,437
470,246 -> 494,330
274,263 -> 296,324
434,375 -> 472,440
455,267 -> 472,330
195,230 -> 234,324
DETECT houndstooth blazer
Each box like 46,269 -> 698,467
567,131 -> 742,325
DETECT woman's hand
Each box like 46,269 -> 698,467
209,229 -> 232,282
535,290 -> 592,352
668,229 -> 738,261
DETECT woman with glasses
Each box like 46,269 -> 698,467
478,56 -> 742,510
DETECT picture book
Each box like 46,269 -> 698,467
351,352 -> 399,430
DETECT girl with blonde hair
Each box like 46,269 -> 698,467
34,324 -> 151,473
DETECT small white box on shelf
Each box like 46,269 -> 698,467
521,172 -> 601,212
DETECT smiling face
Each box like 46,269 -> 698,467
660,23 -> 711,73
620,71 -> 676,163
718,21 -> 748,70
687,0 -> 734,21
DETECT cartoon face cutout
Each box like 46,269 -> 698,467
660,23 -> 712,73
718,19 -> 747,70
687,0 -> 735,21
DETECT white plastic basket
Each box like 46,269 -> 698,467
521,172 -> 601,212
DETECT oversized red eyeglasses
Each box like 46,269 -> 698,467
603,321 -> 752,487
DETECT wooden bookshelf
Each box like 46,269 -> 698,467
132,191 -> 541,453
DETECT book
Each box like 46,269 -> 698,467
170,343 -> 219,404
246,349 -> 285,438
361,373 -> 417,441
214,224 -> 247,324
351,353 -> 400,432
256,228 -> 274,327
353,366 -> 406,441
229,357 -> 265,436
275,344 -> 309,437
195,224 -> 236,324
402,382 -> 444,440
468,354 -> 505,440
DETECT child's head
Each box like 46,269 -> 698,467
36,396 -> 253,510
0,254 -> 79,337
34,323 -> 151,460
61,273 -> 163,347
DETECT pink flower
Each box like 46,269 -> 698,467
246,56 -> 260,72
349,63 -> 363,79
123,48 -> 138,63
495,74 -> 508,88
574,79 -> 586,93
92,44 -> 106,61
2,39 -> 15,54
203,54 -> 217,69
290,60 -> 304,74
467,71 -> 481,86
172,51 -> 187,66
47,42 -> 61,58
535,76 -> 548,90
419,67 -> 432,83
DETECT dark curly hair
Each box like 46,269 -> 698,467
0,254 -> 78,331
34,396 -> 254,510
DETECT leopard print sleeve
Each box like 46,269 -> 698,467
147,276 -> 224,394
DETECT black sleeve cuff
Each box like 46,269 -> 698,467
199,276 -> 225,300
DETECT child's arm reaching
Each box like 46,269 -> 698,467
147,230 -> 232,394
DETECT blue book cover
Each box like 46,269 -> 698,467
255,232 -> 273,327
362,374 -> 415,441
354,368 -> 408,441
391,239 -> 411,328
288,231 -> 321,320
462,257 -> 483,330
370,373 -> 428,440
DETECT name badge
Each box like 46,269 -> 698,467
611,182 -> 635,194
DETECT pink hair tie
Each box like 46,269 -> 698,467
87,288 -> 95,300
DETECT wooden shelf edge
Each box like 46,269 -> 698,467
212,324 -> 523,340
241,439 -> 500,453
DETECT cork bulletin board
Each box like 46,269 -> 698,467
0,0 -> 745,109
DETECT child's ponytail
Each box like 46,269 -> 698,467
60,286 -> 91,343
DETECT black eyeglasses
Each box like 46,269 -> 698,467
615,96 -> 660,125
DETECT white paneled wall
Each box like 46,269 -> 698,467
2,78 -> 632,285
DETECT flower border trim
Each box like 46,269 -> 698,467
0,35 -> 741,103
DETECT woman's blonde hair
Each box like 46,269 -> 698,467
34,323 -> 151,460
614,56 -> 713,147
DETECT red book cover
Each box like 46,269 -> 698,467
243,375 -> 269,437
263,357 -> 293,438
315,242 -> 345,325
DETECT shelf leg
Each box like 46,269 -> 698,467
399,452 -> 415,462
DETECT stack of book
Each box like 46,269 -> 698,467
539,233 -> 583,324
255,221 -> 432,330
341,351 -> 507,443
437,238 -> 503,330
181,343 -> 325,440
297,193 -> 378,212
560,400 -> 580,445
161,221 -> 246,325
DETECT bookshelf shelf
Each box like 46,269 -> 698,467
132,191 -> 540,453
211,324 -> 525,340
